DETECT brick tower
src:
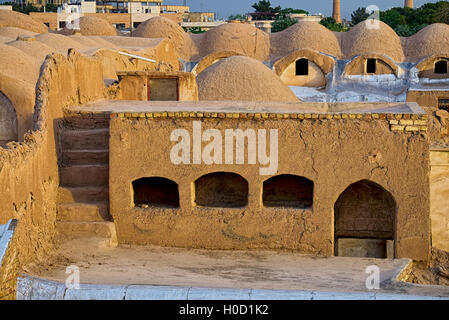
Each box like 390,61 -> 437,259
333,0 -> 341,23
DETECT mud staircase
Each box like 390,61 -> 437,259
56,115 -> 117,246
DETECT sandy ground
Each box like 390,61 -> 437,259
23,238 -> 449,297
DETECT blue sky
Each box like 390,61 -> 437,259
167,0 -> 443,20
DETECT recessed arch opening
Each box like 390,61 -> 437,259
132,177 -> 180,208
0,91 -> 18,146
262,174 -> 313,208
194,172 -> 248,208
334,180 -> 396,258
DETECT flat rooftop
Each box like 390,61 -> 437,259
23,238 -> 449,298
67,100 -> 425,116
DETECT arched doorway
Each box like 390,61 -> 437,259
334,180 -> 396,258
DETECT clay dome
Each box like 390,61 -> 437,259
0,26 -> 37,40
0,43 -> 40,84
78,16 -> 117,36
133,16 -> 197,61
270,21 -> 342,59
0,10 -> 48,34
7,38 -> 55,62
404,23 -> 449,62
341,20 -> 404,62
197,56 -> 299,102
35,33 -> 88,55
200,23 -> 270,61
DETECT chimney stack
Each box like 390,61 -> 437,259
333,0 -> 341,23
404,0 -> 413,8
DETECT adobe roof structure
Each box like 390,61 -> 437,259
270,21 -> 342,60
78,16 -> 118,37
196,56 -> 299,102
133,16 -> 198,61
0,10 -> 48,34
340,20 -> 405,62
199,22 -> 270,61
404,23 -> 449,62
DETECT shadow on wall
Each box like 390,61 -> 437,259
194,172 -> 249,208
132,177 -> 180,208
334,180 -> 396,259
0,91 -> 17,146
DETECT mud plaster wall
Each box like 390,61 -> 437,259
95,41 -> 180,81
273,50 -> 333,88
193,51 -> 242,76
109,116 -> 430,261
279,61 -> 326,87
417,56 -> 449,80
430,150 -> 449,252
117,72 -> 198,101
344,56 -> 396,76
0,51 -> 113,299
0,73 -> 35,143
407,90 -> 449,109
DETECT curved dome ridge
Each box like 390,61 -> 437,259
270,21 -> 342,59
197,56 -> 299,102
342,20 -> 404,62
405,23 -> 449,62
200,23 -> 270,61
133,16 -> 198,61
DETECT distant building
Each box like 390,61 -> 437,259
288,13 -> 323,23
26,0 -> 215,30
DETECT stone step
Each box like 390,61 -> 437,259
61,128 -> 109,150
62,149 -> 109,166
57,202 -> 109,222
60,165 -> 108,187
63,116 -> 109,130
58,186 -> 108,203
56,221 -> 117,246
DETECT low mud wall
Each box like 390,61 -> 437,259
0,50 -> 116,299
109,108 -> 430,261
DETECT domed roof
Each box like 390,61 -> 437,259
78,16 -> 117,36
197,56 -> 299,102
341,20 -> 404,62
7,38 -> 55,62
0,43 -> 40,84
35,33 -> 88,55
0,26 -> 36,39
270,21 -> 342,59
133,16 -> 197,61
200,23 -> 270,61
405,23 -> 449,62
0,10 -> 47,34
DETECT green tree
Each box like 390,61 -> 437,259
252,0 -> 280,13
228,14 -> 247,21
184,27 -> 206,34
351,7 -> 369,26
44,3 -> 58,12
435,5 -> 449,24
320,17 -> 348,32
251,0 -> 281,20
279,8 -> 308,15
4,1 -> 39,14
272,17 -> 297,32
